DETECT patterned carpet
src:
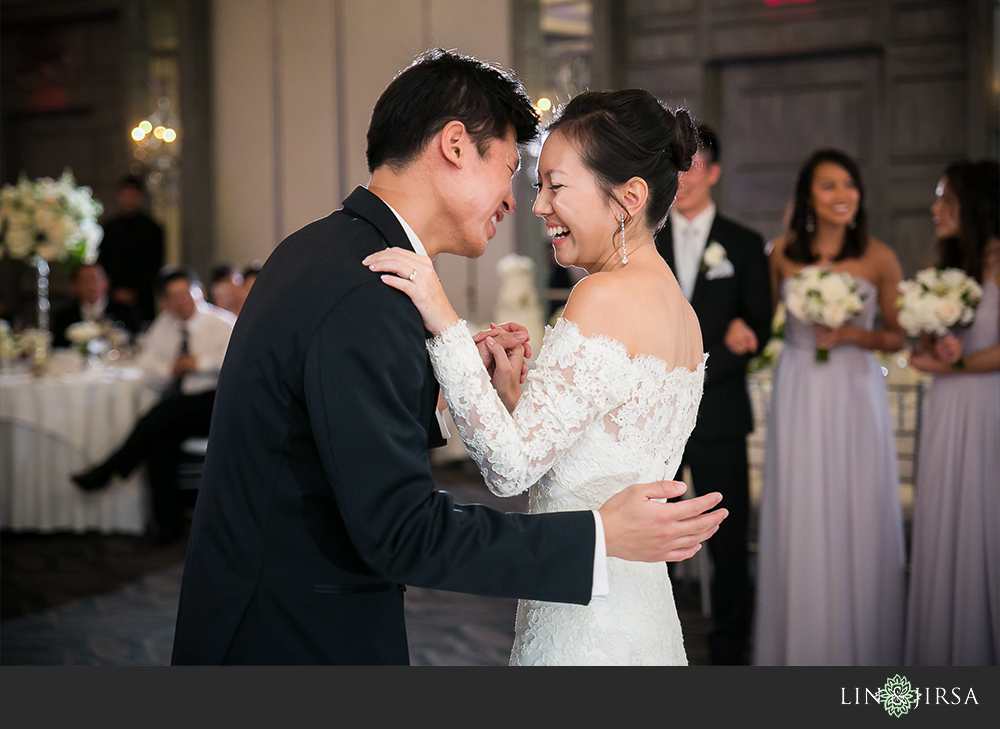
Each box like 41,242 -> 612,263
1,463 -> 715,666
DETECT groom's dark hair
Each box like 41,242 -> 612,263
366,48 -> 539,173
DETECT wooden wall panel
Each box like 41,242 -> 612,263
622,0 -> 991,275
889,77 -> 968,158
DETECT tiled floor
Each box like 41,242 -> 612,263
0,463 -> 717,666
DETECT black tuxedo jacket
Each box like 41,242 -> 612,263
171,187 -> 595,665
50,300 -> 142,348
655,213 -> 772,439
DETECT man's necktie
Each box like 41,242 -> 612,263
167,326 -> 189,396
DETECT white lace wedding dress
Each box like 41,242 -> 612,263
427,317 -> 707,665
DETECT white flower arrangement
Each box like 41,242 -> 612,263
702,241 -> 727,269
784,266 -> 866,361
896,267 -> 982,337
65,320 -> 105,346
0,320 -> 22,363
748,303 -> 786,374
0,169 -> 104,264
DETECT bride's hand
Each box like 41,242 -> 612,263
484,335 -> 523,412
363,248 -> 459,335
473,322 -> 532,384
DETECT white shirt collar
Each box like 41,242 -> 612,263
80,296 -> 107,322
670,201 -> 716,239
382,200 -> 429,258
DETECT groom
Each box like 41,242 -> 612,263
171,49 -> 727,665
655,125 -> 772,664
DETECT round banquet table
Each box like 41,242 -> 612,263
0,355 -> 161,534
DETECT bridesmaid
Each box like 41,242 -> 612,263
754,149 -> 907,665
905,160 -> 1000,666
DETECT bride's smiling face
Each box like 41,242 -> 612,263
532,130 -> 620,272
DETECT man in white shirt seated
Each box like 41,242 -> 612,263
72,266 -> 236,544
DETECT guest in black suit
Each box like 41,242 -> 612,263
97,176 -> 165,325
655,125 -> 772,665
51,262 -> 141,348
171,49 -> 727,666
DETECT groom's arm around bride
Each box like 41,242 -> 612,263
171,49 -> 726,666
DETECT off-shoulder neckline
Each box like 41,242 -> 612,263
550,317 -> 708,376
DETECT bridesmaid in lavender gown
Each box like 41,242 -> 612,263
754,150 -> 907,665
906,160 -> 1000,666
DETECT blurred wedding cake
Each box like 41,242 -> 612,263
493,254 -> 545,364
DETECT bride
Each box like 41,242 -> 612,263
366,89 -> 706,665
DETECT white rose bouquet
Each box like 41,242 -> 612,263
0,169 -> 104,265
784,266 -> 866,362
896,267 -> 982,338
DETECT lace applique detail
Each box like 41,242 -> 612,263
426,317 -> 707,665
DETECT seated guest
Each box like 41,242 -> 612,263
241,261 -> 262,297
209,263 -> 244,316
52,262 -> 142,348
72,266 -> 236,544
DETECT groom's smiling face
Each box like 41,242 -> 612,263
443,126 -> 519,259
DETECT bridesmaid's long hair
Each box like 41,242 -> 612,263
936,159 -> 1000,283
784,149 -> 870,264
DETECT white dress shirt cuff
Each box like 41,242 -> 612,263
434,408 -> 452,440
591,510 -> 610,597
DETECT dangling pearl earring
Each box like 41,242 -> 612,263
806,207 -> 815,234
619,213 -> 628,264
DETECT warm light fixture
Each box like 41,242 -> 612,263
537,97 -> 552,112
131,127 -> 146,141
163,128 -> 177,143
153,126 -> 166,139
139,120 -> 153,133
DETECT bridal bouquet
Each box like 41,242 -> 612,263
784,266 -> 866,362
896,267 -> 983,337
0,169 -> 103,264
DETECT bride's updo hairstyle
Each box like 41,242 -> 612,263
545,89 -> 697,232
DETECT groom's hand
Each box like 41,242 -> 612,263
473,322 -> 531,384
598,481 -> 727,562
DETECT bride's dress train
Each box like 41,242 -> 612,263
427,317 -> 706,665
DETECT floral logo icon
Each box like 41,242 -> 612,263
881,674 -> 919,717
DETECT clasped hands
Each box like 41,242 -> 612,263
909,334 -> 963,374
364,247 -> 527,408
724,317 -> 758,355
813,323 -> 862,351
364,247 -> 728,562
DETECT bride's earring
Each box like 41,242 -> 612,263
619,213 -> 628,264
806,207 -> 815,234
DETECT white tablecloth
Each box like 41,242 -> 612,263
0,357 -> 161,534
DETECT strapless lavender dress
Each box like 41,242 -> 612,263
754,277 -> 906,665
905,278 -> 1000,666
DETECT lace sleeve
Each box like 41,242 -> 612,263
426,319 -> 628,497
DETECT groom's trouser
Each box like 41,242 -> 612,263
103,390 -> 216,538
679,435 -> 752,665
